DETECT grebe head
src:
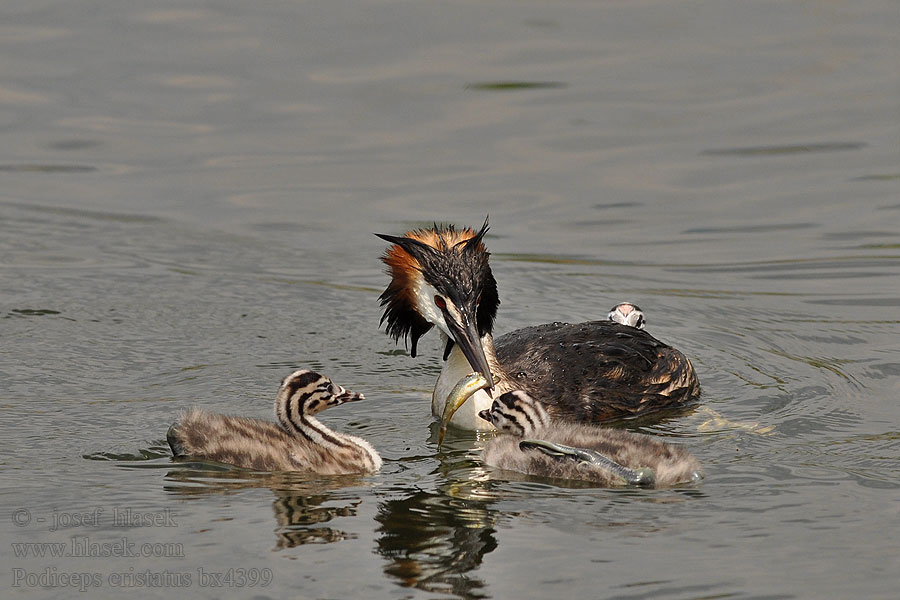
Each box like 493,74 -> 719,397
608,302 -> 645,329
478,390 -> 550,436
276,370 -> 364,420
376,218 -> 499,389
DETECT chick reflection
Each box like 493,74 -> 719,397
270,488 -> 362,548
375,428 -> 500,599
164,466 -> 365,549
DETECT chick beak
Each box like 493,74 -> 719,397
335,390 -> 365,404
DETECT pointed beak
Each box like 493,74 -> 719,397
335,390 -> 365,404
439,303 -> 495,391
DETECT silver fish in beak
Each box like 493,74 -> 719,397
437,372 -> 491,447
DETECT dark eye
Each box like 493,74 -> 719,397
636,316 -> 645,328
434,295 -> 447,310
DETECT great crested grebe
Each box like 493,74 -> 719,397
478,387 -> 702,486
608,302 -> 645,329
167,370 -> 382,474
376,219 -> 700,432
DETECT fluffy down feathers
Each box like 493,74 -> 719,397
482,422 -> 701,487
168,408 -> 381,474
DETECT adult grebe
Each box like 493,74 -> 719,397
478,387 -> 702,487
376,219 -> 700,431
167,370 -> 381,474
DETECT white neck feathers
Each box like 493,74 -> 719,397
432,332 -> 508,431
276,394 -> 382,472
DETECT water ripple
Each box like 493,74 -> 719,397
701,141 -> 866,156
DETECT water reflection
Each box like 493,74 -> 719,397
162,465 -> 366,549
375,485 -> 498,599
373,426 -> 496,599
269,489 -> 362,548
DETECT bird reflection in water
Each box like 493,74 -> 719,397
375,433 -> 501,599
163,466 -> 367,549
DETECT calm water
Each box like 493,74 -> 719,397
2,1 -> 899,598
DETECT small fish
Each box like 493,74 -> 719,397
438,372 -> 491,447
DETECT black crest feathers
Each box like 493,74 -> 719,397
375,218 -> 498,357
